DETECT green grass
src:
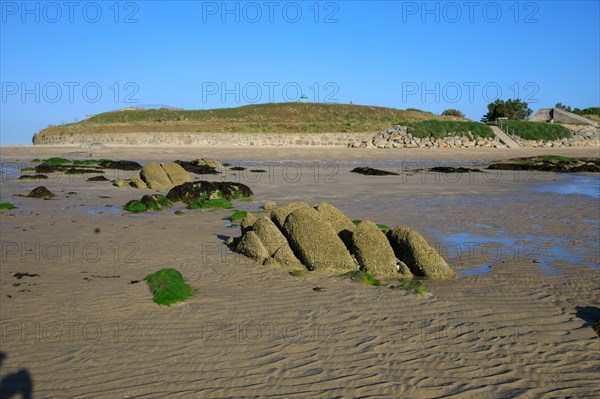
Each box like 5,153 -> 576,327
498,120 -> 571,140
394,281 -> 427,296
398,121 -> 495,139
33,103 -> 469,141
21,167 -> 35,172
186,193 -> 233,210
228,210 -> 248,221
0,202 -> 16,210
341,270 -> 381,286
144,268 -> 194,306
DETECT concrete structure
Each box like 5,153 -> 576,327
530,108 -> 597,126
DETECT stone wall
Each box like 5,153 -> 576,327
33,131 -> 375,147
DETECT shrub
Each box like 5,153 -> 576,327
441,109 -> 465,118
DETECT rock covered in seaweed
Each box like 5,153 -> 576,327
167,181 -> 253,204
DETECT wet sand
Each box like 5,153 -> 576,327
1,146 -> 599,398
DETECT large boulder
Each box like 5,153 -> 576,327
129,176 -> 148,189
272,245 -> 305,270
240,212 -> 258,234
351,220 -> 398,277
195,158 -> 223,170
251,217 -> 303,269
166,181 -> 253,204
282,207 -> 357,271
140,163 -> 172,189
387,227 -> 456,279
252,217 -> 288,256
236,231 -> 269,264
27,186 -> 55,199
271,202 -> 312,229
315,202 -> 356,246
160,162 -> 192,186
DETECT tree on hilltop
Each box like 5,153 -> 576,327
481,99 -> 532,122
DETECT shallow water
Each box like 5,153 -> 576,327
436,230 -> 595,277
533,174 -> 600,198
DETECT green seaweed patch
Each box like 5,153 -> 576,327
376,223 -> 390,232
21,167 -> 35,172
0,202 -> 16,210
352,220 -> 390,232
392,281 -> 427,296
125,194 -> 172,213
144,268 -> 194,306
41,157 -> 71,165
125,200 -> 148,213
31,159 -> 41,163
228,209 -> 248,221
340,270 -> 380,286
540,155 -> 572,162
174,210 -> 185,215
154,194 -> 171,207
239,197 -> 253,202
187,193 -> 233,210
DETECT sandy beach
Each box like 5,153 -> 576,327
1,145 -> 599,398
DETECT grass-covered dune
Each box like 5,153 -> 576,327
34,103 -> 468,140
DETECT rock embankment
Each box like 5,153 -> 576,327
352,125 -> 504,149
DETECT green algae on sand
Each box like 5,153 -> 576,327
144,268 -> 194,306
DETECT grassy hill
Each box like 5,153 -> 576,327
34,103 -> 468,141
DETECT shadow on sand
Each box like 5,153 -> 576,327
0,352 -> 33,399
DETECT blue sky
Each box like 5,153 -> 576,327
1,0 -> 599,145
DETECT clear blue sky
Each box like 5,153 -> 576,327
1,0 -> 598,145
